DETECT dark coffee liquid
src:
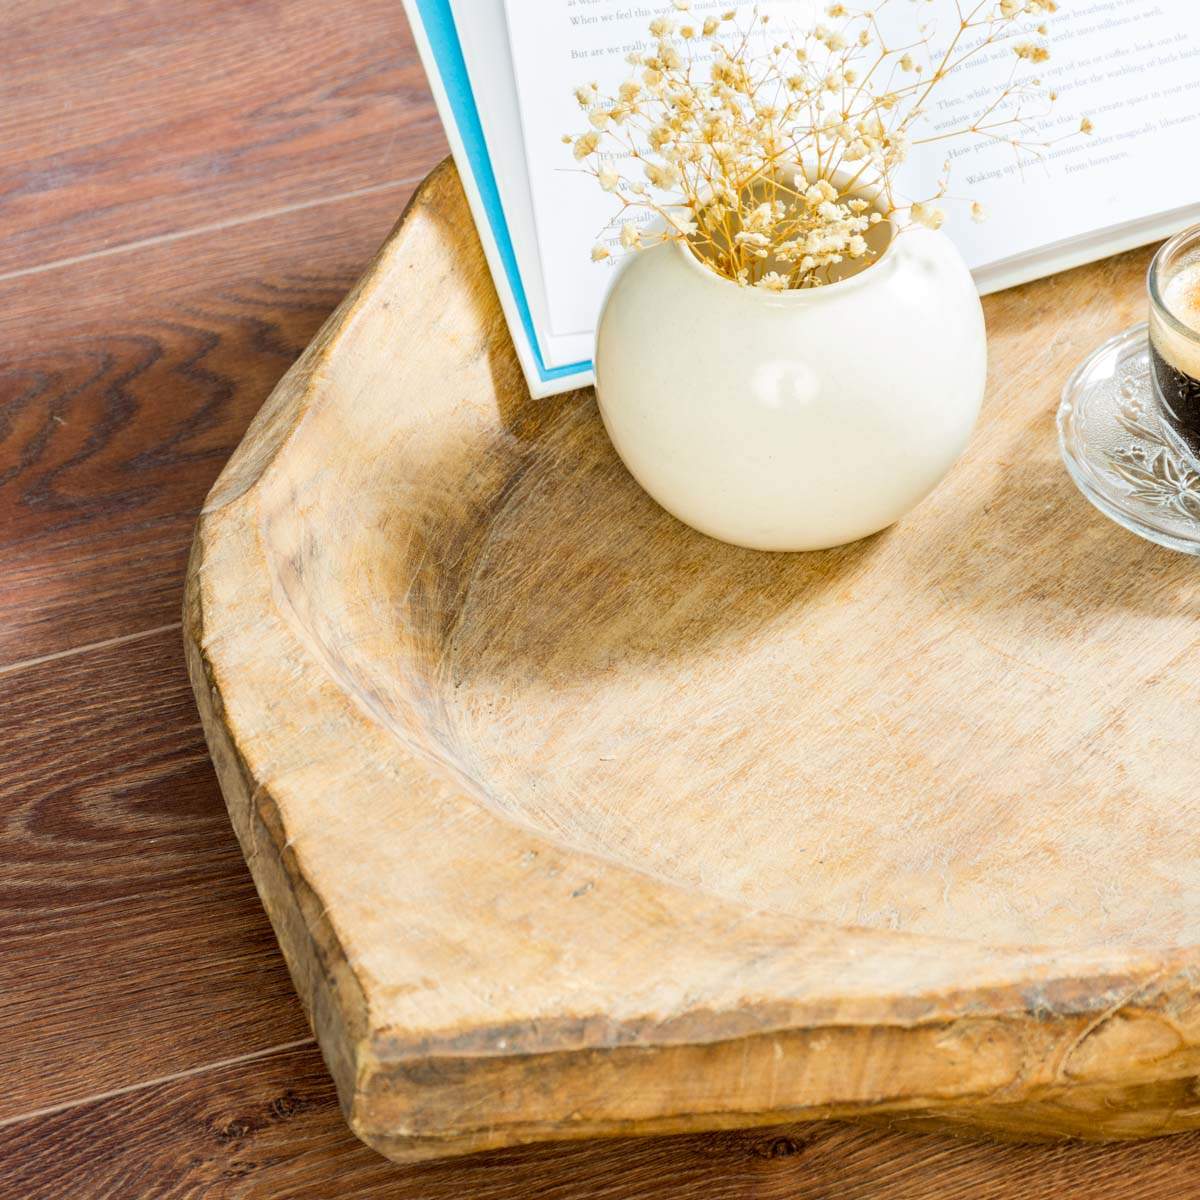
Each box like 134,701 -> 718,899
1151,342 -> 1200,462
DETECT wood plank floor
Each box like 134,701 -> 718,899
0,184 -> 413,664
0,0 -> 442,275
2,1 -> 1198,1195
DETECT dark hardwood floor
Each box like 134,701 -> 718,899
2,2 -> 1199,1196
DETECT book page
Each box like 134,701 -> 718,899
897,0 -> 1200,273
505,0 -> 1200,340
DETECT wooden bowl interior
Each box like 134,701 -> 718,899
186,163 -> 1200,1159
254,214 -> 1200,957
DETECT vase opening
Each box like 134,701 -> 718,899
683,166 -> 895,293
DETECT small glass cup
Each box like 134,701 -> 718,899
1058,221 -> 1200,556
1148,223 -> 1200,472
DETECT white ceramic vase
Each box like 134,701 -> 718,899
594,224 -> 987,551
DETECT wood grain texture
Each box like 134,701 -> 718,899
0,0 -> 444,275
185,158 -> 1200,1164
0,183 -> 420,667
6,1043 -> 1200,1200
3,0 -> 1197,1190
0,627 -> 310,1121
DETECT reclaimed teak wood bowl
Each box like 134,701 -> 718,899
186,158 -> 1200,1164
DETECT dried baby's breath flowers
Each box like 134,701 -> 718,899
572,0 -> 1086,290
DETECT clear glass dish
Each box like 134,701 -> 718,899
1058,225 -> 1200,555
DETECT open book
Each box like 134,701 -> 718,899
404,0 -> 1200,397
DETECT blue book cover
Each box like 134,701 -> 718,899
403,0 -> 595,398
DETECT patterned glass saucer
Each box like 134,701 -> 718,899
1058,321 -> 1200,555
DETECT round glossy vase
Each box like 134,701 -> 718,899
594,227 -> 987,551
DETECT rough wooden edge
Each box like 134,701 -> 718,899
182,180 -> 437,1123
184,159 -> 1200,1163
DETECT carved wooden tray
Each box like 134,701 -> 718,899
186,159 -> 1200,1164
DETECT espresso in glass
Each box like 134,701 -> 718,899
1149,225 -> 1200,468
